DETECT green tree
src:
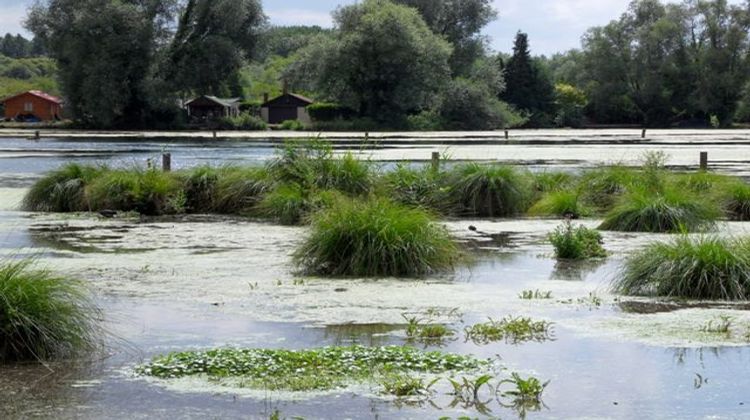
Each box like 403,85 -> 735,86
554,83 -> 588,127
501,32 -> 557,127
27,0 -> 177,127
291,0 -> 452,123
165,0 -> 266,98
392,0 -> 497,75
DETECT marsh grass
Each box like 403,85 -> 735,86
449,163 -> 532,217
464,317 -> 554,345
22,163 -> 103,212
598,185 -> 720,233
295,198 -> 461,277
532,171 -> 574,194
497,373 -> 549,416
137,346 -> 486,392
723,182 -> 750,221
549,221 -> 607,260
700,315 -> 733,335
379,164 -> 451,213
529,191 -> 592,219
577,166 -> 637,210
0,260 -> 100,362
86,168 -> 184,215
258,183 -> 310,225
519,290 -> 553,300
402,314 -> 455,344
200,166 -> 271,214
379,374 -> 439,397
615,236 -> 750,300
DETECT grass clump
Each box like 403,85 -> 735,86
614,236 -> 750,300
0,260 -> 100,362
598,186 -> 720,233
448,163 -> 531,217
532,171 -> 574,194
137,345 -> 486,392
86,168 -> 185,215
22,163 -> 102,212
529,191 -> 591,219
549,221 -> 607,260
577,166 -> 637,210
403,314 -> 455,343
723,182 -> 750,221
379,164 -> 451,214
295,198 -> 461,277
464,316 -> 554,345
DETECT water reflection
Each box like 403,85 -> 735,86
550,259 -> 608,281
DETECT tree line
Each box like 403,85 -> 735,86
14,0 -> 750,129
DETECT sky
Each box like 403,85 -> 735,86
0,0 -> 746,55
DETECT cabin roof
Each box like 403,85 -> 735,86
185,95 -> 241,108
1,90 -> 63,105
262,92 -> 314,107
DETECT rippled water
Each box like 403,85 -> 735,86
2,131 -> 750,419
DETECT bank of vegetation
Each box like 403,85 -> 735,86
4,0 -> 748,129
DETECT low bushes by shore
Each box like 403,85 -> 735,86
614,236 -> 750,300
0,259 -> 100,362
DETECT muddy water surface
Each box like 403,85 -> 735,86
2,131 -> 750,419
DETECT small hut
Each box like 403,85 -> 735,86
1,90 -> 63,122
261,92 -> 314,125
185,96 -> 241,121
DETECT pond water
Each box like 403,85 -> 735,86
2,132 -> 750,419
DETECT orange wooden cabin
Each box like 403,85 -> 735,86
1,90 -> 63,122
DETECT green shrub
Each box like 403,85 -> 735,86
280,119 -> 305,131
86,168 -> 184,215
406,110 -> 442,131
379,164 -> 451,213
22,163 -> 103,212
307,102 -> 355,122
295,198 -> 461,277
218,113 -> 267,131
549,221 -> 607,260
599,186 -> 720,233
529,191 -> 592,219
0,260 -> 100,362
615,236 -> 750,300
448,163 -> 532,217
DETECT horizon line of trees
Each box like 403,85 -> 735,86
10,0 -> 750,129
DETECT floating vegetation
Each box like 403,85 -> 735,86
379,374 -> 439,397
464,317 -> 554,345
0,259 -> 100,362
598,185 -> 719,233
519,290 -> 553,300
701,315 -> 733,335
403,314 -> 456,344
549,221 -> 606,260
295,198 -> 461,277
448,163 -> 532,217
497,373 -> 549,416
137,346 -> 487,392
615,236 -> 750,300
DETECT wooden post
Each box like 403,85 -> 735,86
213,131 -> 217,138
162,153 -> 172,172
504,129 -> 509,140
146,158 -> 153,170
641,129 -> 647,139
700,152 -> 708,171
34,130 -> 40,139
365,132 -> 369,142
431,152 -> 440,172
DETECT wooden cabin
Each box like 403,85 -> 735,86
185,96 -> 241,121
261,93 -> 314,125
1,90 -> 63,122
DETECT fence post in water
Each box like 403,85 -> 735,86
365,132 -> 369,142
162,153 -> 172,172
213,131 -> 217,138
504,129 -> 509,140
34,130 -> 40,139
641,129 -> 647,139
700,152 -> 708,171
431,152 -> 440,172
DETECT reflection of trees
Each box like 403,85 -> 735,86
550,259 -> 607,281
